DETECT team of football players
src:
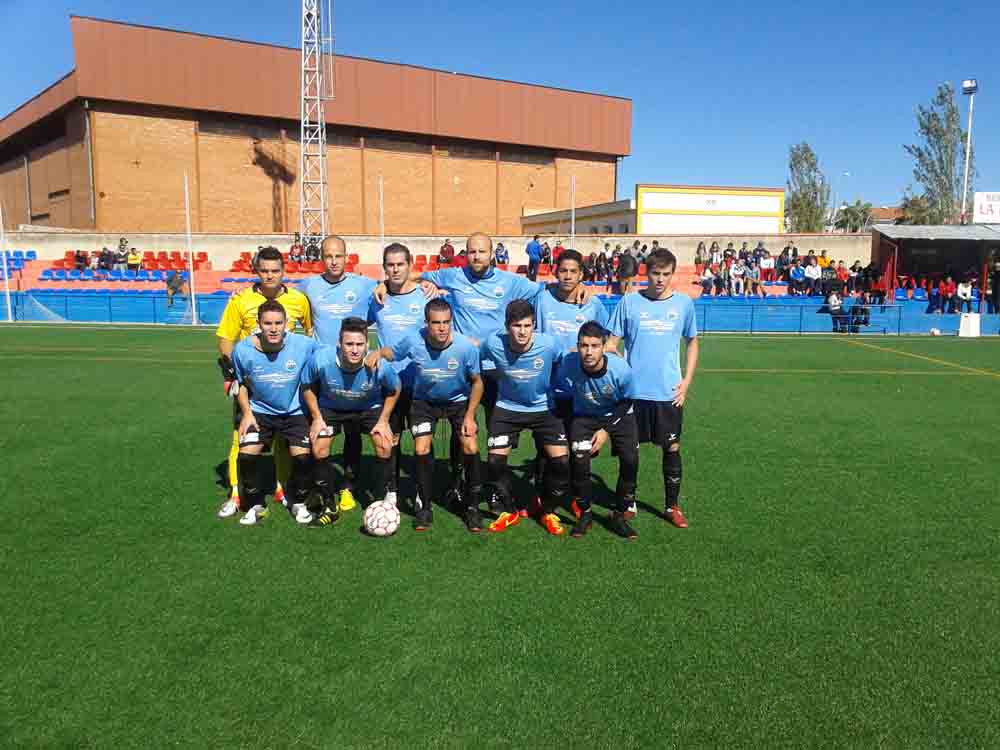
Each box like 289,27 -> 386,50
214,233 -> 699,538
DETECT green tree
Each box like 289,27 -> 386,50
834,200 -> 873,233
903,82 -> 974,224
898,189 -> 934,225
785,142 -> 830,233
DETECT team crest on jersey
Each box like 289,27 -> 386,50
575,313 -> 585,323
667,311 -> 680,321
409,303 -> 421,314
639,312 -> 650,320
447,358 -> 459,370
602,384 -> 614,395
284,359 -> 298,372
345,291 -> 357,303
361,381 -> 373,391
532,357 -> 545,370
493,286 -> 505,298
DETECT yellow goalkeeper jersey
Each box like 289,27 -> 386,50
215,284 -> 313,342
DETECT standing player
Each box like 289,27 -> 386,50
606,248 -> 699,527
216,246 -> 312,518
367,298 -> 485,532
555,322 -> 638,539
480,300 -> 570,535
301,317 -> 400,526
230,300 -> 316,525
366,243 -> 424,507
299,236 -> 378,513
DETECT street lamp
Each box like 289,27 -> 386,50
960,78 -> 978,223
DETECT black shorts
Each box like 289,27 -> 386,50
570,410 -> 638,456
319,407 -> 383,437
634,400 -> 682,448
390,388 -> 412,435
487,406 -> 567,450
410,398 -> 468,438
240,412 -> 311,449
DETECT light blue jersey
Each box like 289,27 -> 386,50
299,273 -> 378,345
608,292 -> 697,401
421,266 -> 540,345
232,332 -> 316,416
368,287 -> 424,387
303,345 -> 401,412
554,352 -> 634,418
480,331 -> 559,412
534,287 -> 609,354
392,330 -> 480,403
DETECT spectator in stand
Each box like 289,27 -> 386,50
583,252 -> 597,281
99,247 -> 114,271
956,278 -> 974,313
127,248 -> 142,272
88,251 -> 100,271
631,240 -> 641,257
746,259 -> 766,298
731,258 -> 747,296
937,275 -> 957,314
827,289 -> 848,333
989,260 -> 1000,314
114,246 -> 128,271
304,243 -> 320,263
820,260 -> 837,297
788,259 -> 805,295
617,246 -> 638,294
759,248 -> 774,281
289,242 -> 305,264
637,243 -> 649,264
804,257 -> 822,296
848,260 -> 863,294
710,243 -> 724,266
699,264 -> 716,296
540,242 -> 552,265
438,238 -> 456,265
694,241 -> 707,274
595,249 -> 612,290
612,244 -> 622,262
835,261 -> 850,294
551,239 -> 565,264
165,269 -> 188,307
776,246 -> 789,281
753,241 -> 767,262
717,256 -> 732,296
73,249 -> 87,271
525,234 -> 542,281
494,242 -> 509,265
817,250 -> 831,269
723,242 -> 736,260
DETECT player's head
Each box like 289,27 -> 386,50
424,298 -> 453,346
257,299 -> 287,350
253,246 -> 285,294
645,248 -> 677,298
383,242 -> 412,290
577,321 -> 607,371
555,249 -> 584,295
338,316 -> 369,366
321,235 -> 348,278
466,232 -> 493,275
505,299 -> 535,350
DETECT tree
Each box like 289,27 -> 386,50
898,189 -> 934,225
903,82 -> 974,224
785,142 -> 831,233
834,199 -> 873,233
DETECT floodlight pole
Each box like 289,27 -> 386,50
0,203 -> 12,322
184,172 -> 198,325
960,91 -> 975,224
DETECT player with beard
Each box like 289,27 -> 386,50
606,249 -> 699,527
229,300 -> 316,526
300,317 -> 400,526
555,322 -> 638,539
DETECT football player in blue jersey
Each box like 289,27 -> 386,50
230,300 -> 317,526
366,298 -> 485,532
555,321 -> 639,539
480,300 -> 571,536
367,243 -> 425,507
300,317 -> 401,527
606,248 -> 699,528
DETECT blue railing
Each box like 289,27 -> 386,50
6,291 -> 1000,335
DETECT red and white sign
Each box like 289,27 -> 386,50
972,192 -> 1000,224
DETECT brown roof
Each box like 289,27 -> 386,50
1,16 -> 632,156
870,206 -> 904,221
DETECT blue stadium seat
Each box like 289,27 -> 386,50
123,270 -> 136,281
26,251 -> 37,260
893,289 -> 908,301
913,289 -> 928,302
68,270 -> 82,281
53,270 -> 67,281
108,270 -> 122,281
136,270 -> 149,281
13,251 -> 23,260
150,270 -> 164,281
40,269 -> 54,280
82,270 -> 94,280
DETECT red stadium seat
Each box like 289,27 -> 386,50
639,264 -> 647,275
538,264 -> 552,276
497,263 -> 509,271
415,254 -> 427,264
515,265 -> 528,274
169,251 -> 181,261
142,260 -> 157,270
311,261 -> 324,273
241,251 -> 252,261
143,251 -> 155,260
158,261 -> 171,271
156,251 -> 168,261
426,261 -> 439,271
286,261 -> 299,273
196,252 -> 208,262
348,254 -> 359,264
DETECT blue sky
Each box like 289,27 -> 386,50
2,0 -> 997,208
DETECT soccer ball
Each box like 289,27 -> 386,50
930,327 -> 941,336
363,500 -> 400,537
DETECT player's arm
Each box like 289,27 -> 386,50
236,385 -> 259,440
463,373 -> 484,437
673,337 -> 700,407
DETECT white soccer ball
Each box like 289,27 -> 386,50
363,500 -> 401,537
930,327 -> 941,336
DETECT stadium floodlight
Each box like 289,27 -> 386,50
960,78 -> 978,223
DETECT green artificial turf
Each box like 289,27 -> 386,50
1,325 -> 998,749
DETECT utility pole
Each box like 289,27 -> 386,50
299,0 -> 335,247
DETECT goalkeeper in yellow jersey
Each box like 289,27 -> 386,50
215,246 -> 312,518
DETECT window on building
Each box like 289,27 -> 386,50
590,226 -> 600,234
618,223 -> 630,233
365,132 -> 432,154
603,225 -> 614,234
436,139 -> 495,161
500,146 -> 555,166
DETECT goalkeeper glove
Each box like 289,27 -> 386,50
217,355 -> 239,398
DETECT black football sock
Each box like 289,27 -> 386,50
287,454 -> 314,508
663,450 -> 682,510
343,431 -> 362,487
415,453 -> 434,510
312,456 -> 338,512
486,453 -> 512,513
372,456 -> 391,501
543,454 -> 570,514
570,448 -> 592,512
387,443 -> 401,492
236,454 -> 266,512
616,444 -> 639,505
462,452 -> 482,508
448,431 -> 463,490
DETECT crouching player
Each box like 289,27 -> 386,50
230,300 -> 317,525
301,317 -> 400,526
555,322 -> 638,539
367,298 -> 485,532
481,300 -> 570,535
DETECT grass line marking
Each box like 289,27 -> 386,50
700,368 -> 985,376
845,340 -> 1000,379
6,354 -> 207,365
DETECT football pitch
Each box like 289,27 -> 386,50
2,325 -> 998,749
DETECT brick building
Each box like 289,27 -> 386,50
0,17 -> 631,236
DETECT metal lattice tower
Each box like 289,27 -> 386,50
299,0 -> 334,247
